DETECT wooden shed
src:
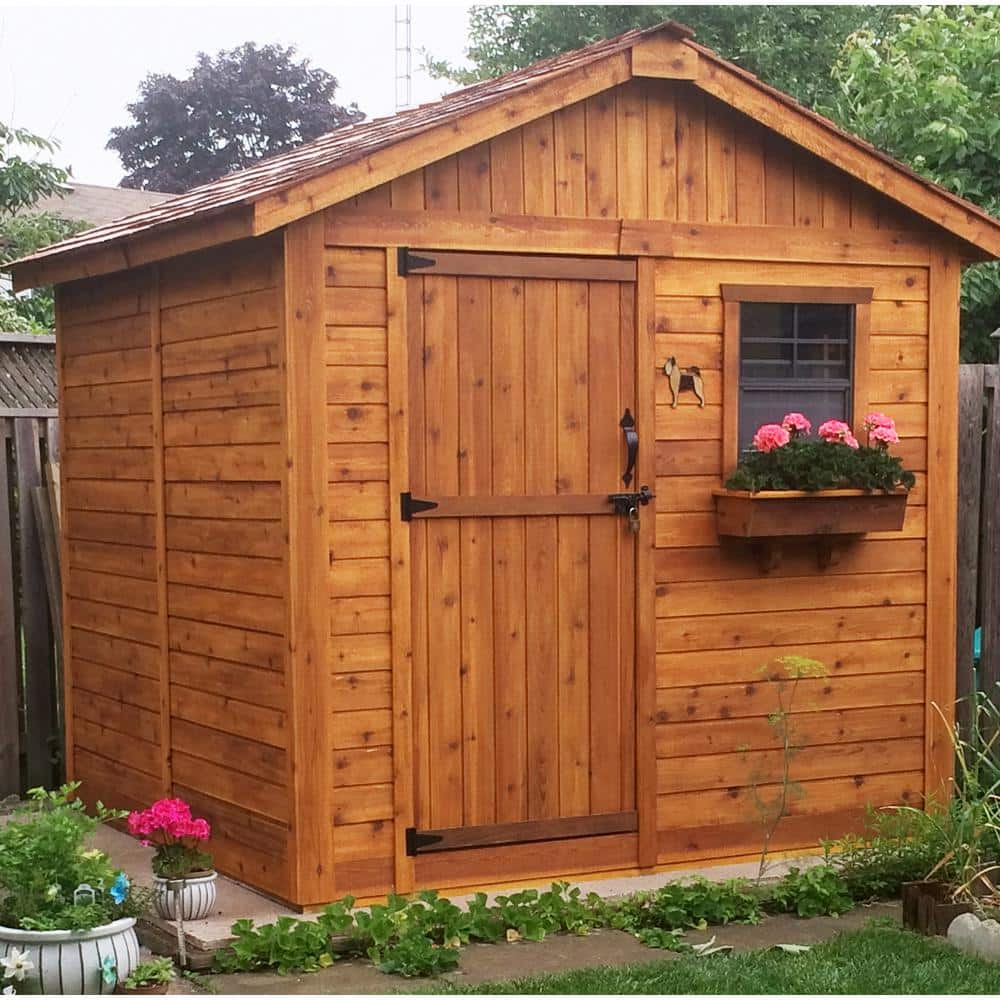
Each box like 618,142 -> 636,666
13,22 -> 1000,908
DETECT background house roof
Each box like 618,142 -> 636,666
22,183 -> 171,228
0,334 -> 57,413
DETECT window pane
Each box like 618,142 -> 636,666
738,386 -> 851,454
741,302 -> 794,341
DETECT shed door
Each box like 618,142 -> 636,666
402,250 -> 647,854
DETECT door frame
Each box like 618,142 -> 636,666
385,247 -> 657,892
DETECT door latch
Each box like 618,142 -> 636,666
608,485 -> 654,533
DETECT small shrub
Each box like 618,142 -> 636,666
122,957 -> 174,989
766,864 -> 853,918
824,805 -> 944,901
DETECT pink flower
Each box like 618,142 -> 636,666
781,412 -> 811,438
127,798 -> 211,845
863,412 -> 895,432
843,432 -> 860,450
818,419 -> 854,445
870,425 -> 900,448
752,423 -> 791,453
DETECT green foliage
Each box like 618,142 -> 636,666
0,123 -> 69,216
0,783 -> 150,931
600,878 -> 763,948
766,865 -> 854,918
824,805 -> 945,901
216,882 -> 604,978
0,211 -> 91,332
828,7 -> 1000,362
725,440 -> 915,493
427,6 -> 904,109
151,842 -> 214,880
122,957 -> 175,989
108,43 -> 365,193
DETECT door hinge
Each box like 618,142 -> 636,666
397,247 -> 436,276
405,827 -> 444,856
400,492 -> 439,521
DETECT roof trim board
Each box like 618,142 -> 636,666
10,21 -> 1000,289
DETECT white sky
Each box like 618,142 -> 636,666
0,1 -> 474,187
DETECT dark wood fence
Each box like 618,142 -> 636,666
957,364 -> 1000,731
1,415 -> 62,797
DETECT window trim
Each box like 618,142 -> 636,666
721,284 -> 873,474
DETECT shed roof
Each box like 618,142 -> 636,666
12,21 -> 1000,290
0,334 -> 57,414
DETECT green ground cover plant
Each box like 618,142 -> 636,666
435,923 -> 1000,995
213,871 -> 861,978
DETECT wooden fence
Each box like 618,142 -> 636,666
1,415 -> 62,797
957,364 -> 1000,732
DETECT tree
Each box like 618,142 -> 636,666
426,5 -> 905,109
0,123 -> 75,333
108,43 -> 365,194
829,7 -> 1000,361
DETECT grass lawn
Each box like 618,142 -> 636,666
440,923 -> 1000,994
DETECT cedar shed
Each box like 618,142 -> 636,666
14,23 -> 1000,908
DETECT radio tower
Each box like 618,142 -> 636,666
394,6 -> 413,112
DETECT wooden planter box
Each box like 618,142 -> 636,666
712,488 -> 908,570
901,880 -> 975,936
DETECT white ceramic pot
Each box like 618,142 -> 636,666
0,917 -> 138,995
151,872 -> 217,921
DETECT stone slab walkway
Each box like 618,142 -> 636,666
190,901 -> 900,995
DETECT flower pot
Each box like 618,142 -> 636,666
152,871 -> 217,921
0,917 -> 138,995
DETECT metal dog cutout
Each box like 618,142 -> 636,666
663,356 -> 706,408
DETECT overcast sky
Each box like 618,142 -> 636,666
0,2 -> 473,187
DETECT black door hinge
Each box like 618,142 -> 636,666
405,827 -> 444,855
400,492 -> 439,521
397,247 -> 436,276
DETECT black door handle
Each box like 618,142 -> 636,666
620,408 -> 638,486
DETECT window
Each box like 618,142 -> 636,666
721,284 -> 872,473
738,302 -> 853,454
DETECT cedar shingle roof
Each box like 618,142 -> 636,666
0,334 -> 57,412
11,19 -> 1000,279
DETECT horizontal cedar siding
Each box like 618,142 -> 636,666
325,246 -> 395,897
60,269 -> 161,813
157,237 -> 291,898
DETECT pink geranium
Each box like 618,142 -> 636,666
781,412 -> 811,438
818,419 -> 854,445
863,412 -> 895,432
128,798 -> 211,848
870,425 -> 900,448
752,423 -> 791,453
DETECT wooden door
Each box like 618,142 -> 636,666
401,250 -> 647,855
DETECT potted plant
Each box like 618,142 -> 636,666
127,799 -> 216,922
0,783 -> 149,995
714,412 -> 914,565
114,957 -> 174,995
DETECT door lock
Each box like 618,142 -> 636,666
608,485 -> 654,532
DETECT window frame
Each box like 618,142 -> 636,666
721,283 -> 873,474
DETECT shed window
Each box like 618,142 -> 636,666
738,301 -> 854,453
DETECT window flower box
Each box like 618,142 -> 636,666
713,487 -> 909,538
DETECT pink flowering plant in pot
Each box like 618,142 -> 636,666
725,411 -> 915,493
127,800 -> 217,922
